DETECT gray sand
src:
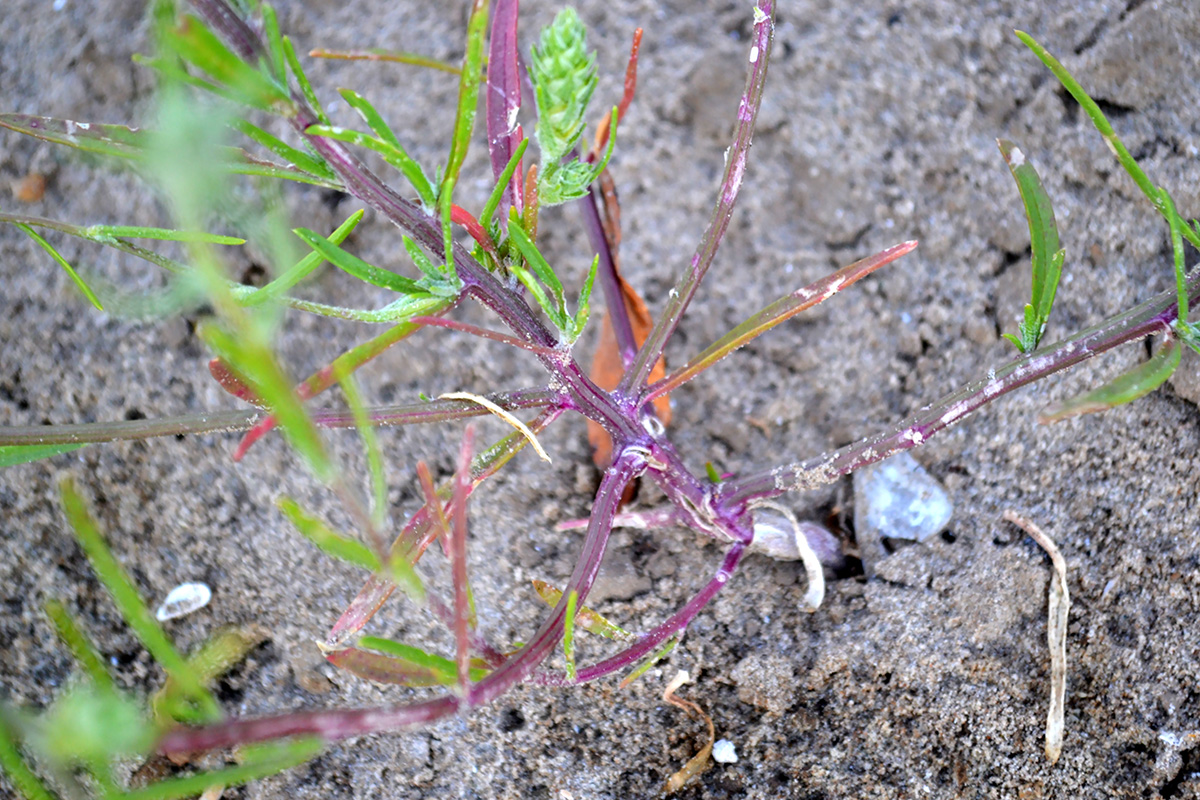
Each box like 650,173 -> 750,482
2,1 -> 1199,797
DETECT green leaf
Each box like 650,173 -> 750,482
243,209 -> 365,306
358,636 -> 489,684
305,118 -> 435,208
0,442 -> 86,468
531,579 -> 631,640
58,478 -> 220,723
0,113 -> 147,159
44,599 -> 115,690
120,737 -> 323,800
0,713 -> 55,800
153,626 -> 268,722
261,4 -> 286,81
196,322 -> 334,482
619,636 -> 679,689
1015,31 -> 1200,255
292,227 -> 424,294
233,119 -> 336,181
277,497 -> 381,572
1039,337 -> 1182,423
563,590 -> 579,681
162,15 -> 291,112
568,254 -> 599,343
480,138 -> 530,232
997,139 -> 1064,353
284,36 -> 331,126
403,234 -> 442,282
15,224 -> 103,310
32,684 -> 155,766
83,224 -> 245,245
507,216 -> 565,323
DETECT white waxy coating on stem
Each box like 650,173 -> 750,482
749,46 -> 759,64
155,582 -> 213,621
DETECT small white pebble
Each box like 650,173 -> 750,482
155,582 -> 212,621
713,739 -> 738,764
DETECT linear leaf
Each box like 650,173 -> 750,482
284,36 -> 331,126
163,15 -> 291,111
15,223 -> 103,309
305,121 -> 434,208
998,139 -> 1063,353
1039,337 -> 1182,423
293,227 -> 423,294
59,478 -> 220,723
84,224 -> 245,245
233,119 -> 336,180
0,113 -> 146,158
244,209 -> 365,306
532,579 -> 631,640
0,442 -> 87,468
277,497 -> 381,572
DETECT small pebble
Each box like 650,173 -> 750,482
712,739 -> 738,764
853,452 -> 953,576
154,582 -> 212,621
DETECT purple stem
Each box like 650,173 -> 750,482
718,267 -> 1200,507
485,0 -> 522,219
578,187 -> 639,368
618,1 -> 775,397
158,448 -> 641,753
0,390 -> 555,447
540,541 -> 747,687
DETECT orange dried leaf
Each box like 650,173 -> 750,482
587,171 -> 671,470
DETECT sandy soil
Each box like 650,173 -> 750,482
2,1 -> 1199,798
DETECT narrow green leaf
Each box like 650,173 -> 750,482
480,138 -> 530,231
1015,31 -> 1200,255
58,478 -> 220,723
0,443 -> 86,468
569,254 -> 600,343
293,227 -> 423,294
305,121 -> 435,208
277,497 -> 381,572
1039,337 -> 1182,423
15,224 -> 103,309
83,224 -> 245,245
233,119 -> 336,181
1162,191 -> 1200,349
507,216 -> 565,316
0,714 -> 55,800
531,579 -> 631,640
0,113 -> 146,159
120,737 -> 323,800
357,636 -> 489,683
563,590 -> 579,681
154,626 -> 267,721
309,47 -> 461,75
336,372 -> 388,530
261,4 -> 286,81
163,15 -> 291,112
243,209 -> 365,306
44,599 -> 114,690
197,323 -> 334,482
997,139 -> 1064,353
403,234 -> 442,282
283,36 -> 330,126
619,636 -> 679,689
